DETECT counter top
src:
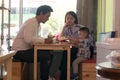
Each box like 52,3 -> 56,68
0,51 -> 16,64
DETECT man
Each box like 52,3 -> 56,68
12,5 -> 53,80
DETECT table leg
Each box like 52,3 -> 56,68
6,58 -> 12,80
67,47 -> 70,80
34,47 -> 37,80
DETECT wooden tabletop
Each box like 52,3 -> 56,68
33,42 -> 72,46
33,42 -> 73,50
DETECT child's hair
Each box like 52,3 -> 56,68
79,27 -> 89,37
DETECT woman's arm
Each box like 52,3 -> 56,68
60,23 -> 68,37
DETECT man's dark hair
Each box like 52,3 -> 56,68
36,5 -> 53,15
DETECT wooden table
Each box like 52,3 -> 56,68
96,62 -> 120,80
34,43 -> 72,80
0,51 -> 16,80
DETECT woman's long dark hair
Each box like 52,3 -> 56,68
64,11 -> 78,24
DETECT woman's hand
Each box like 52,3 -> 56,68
64,22 -> 68,27
60,23 -> 68,37
67,36 -> 79,44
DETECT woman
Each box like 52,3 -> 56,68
60,11 -> 81,65
59,11 -> 80,80
48,11 -> 80,80
59,11 -> 94,80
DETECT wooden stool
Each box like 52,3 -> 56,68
12,61 -> 23,80
12,62 -> 40,80
1,62 -> 22,80
79,59 -> 96,80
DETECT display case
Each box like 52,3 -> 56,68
96,38 -> 120,80
96,38 -> 120,64
0,0 -> 11,50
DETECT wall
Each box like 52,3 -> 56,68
96,0 -> 114,40
77,0 -> 97,45
113,0 -> 120,37
105,0 -> 113,31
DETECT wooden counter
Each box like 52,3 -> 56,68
0,51 -> 16,80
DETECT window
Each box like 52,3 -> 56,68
11,0 -> 20,37
22,0 -> 77,37
1,0 -> 77,48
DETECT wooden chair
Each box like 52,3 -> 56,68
79,59 -> 96,80
12,61 -> 40,80
12,61 -> 23,80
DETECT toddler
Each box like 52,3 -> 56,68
71,27 -> 90,80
